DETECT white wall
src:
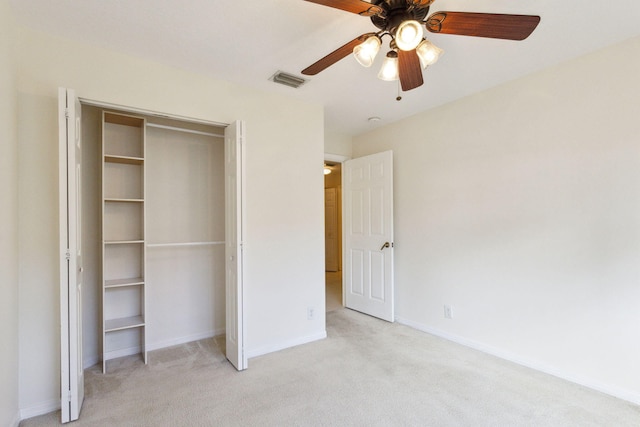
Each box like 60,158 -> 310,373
16,25 -> 325,417
324,131 -> 352,158
353,36 -> 640,404
0,1 -> 20,425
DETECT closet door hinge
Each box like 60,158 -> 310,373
66,390 -> 72,402
64,108 -> 70,119
65,249 -> 71,261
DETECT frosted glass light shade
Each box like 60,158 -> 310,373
395,20 -> 423,51
378,51 -> 399,81
353,36 -> 381,67
416,39 -> 443,68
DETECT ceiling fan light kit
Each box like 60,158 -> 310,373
378,51 -> 400,81
301,0 -> 540,94
353,35 -> 382,67
416,39 -> 443,68
395,20 -> 424,51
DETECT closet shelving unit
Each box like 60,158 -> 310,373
101,111 -> 147,373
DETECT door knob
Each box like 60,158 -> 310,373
380,242 -> 390,250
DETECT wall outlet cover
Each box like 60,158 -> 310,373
444,305 -> 453,319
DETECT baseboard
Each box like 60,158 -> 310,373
146,328 -> 225,352
395,316 -> 640,406
19,398 -> 60,421
104,345 -> 142,362
246,330 -> 327,359
84,353 -> 100,369
9,411 -> 21,427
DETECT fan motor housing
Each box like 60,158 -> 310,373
371,0 -> 430,33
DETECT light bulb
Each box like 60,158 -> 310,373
395,20 -> 423,51
377,51 -> 399,81
416,39 -> 443,68
353,36 -> 381,67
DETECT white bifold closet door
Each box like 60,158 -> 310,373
224,121 -> 246,370
58,87 -> 85,423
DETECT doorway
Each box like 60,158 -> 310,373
324,161 -> 342,312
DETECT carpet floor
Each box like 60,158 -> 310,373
21,309 -> 640,426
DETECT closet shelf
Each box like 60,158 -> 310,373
147,241 -> 224,248
104,239 -> 144,245
104,315 -> 145,333
104,155 -> 144,165
104,198 -> 144,203
104,277 -> 144,288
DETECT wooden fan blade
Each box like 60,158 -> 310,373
303,0 -> 384,16
398,49 -> 423,91
426,12 -> 541,41
408,0 -> 436,7
302,33 -> 374,76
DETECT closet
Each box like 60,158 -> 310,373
86,105 -> 227,373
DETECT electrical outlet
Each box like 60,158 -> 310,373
307,307 -> 315,320
444,305 -> 453,319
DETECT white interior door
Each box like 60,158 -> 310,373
343,150 -> 394,322
58,87 -> 84,422
224,120 -> 246,370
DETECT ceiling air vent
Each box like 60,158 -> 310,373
270,71 -> 307,89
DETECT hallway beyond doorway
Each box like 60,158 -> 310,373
326,271 -> 342,312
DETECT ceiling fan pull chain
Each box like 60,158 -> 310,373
396,80 -> 402,102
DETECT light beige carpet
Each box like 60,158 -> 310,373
21,309 -> 640,426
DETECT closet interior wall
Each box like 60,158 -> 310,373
81,105 -> 226,369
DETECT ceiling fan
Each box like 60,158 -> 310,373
301,0 -> 541,92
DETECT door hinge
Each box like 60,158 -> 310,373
64,108 -> 70,119
67,390 -> 72,402
65,249 -> 71,261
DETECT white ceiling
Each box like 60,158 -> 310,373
10,0 -> 640,136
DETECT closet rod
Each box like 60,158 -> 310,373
146,123 -> 224,138
147,241 -> 225,248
